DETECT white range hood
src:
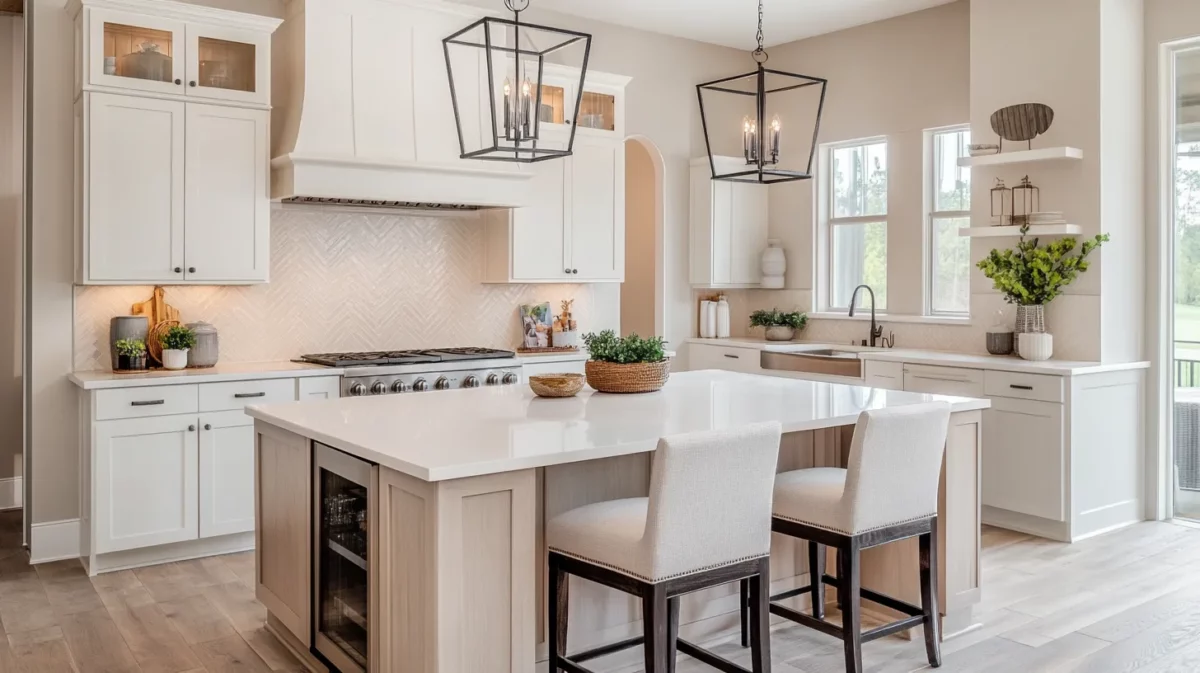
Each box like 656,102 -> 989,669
270,0 -> 532,210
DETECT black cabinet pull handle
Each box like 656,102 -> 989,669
724,354 -> 740,359
173,267 -> 182,273
188,266 -> 196,273
187,425 -> 196,432
131,400 -> 165,407
234,392 -> 266,398
189,80 -> 197,87
204,424 -> 212,430
1009,384 -> 1034,390
174,79 -> 182,85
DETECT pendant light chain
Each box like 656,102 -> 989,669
752,0 -> 768,64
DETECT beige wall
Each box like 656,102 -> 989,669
621,139 -> 657,337
0,15 -> 22,487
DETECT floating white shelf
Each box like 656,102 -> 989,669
958,224 -> 1083,238
958,146 -> 1084,167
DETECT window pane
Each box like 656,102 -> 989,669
832,142 -> 887,218
932,217 -> 971,313
832,222 -> 887,310
934,130 -> 971,212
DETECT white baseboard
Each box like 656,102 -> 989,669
30,518 -> 80,564
0,476 -> 21,510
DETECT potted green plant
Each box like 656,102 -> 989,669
581,331 -> 670,393
749,309 -> 808,341
977,228 -> 1108,360
159,325 -> 197,370
113,338 -> 148,372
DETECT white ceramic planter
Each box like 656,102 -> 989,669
162,348 -> 190,370
764,326 -> 796,341
1018,333 -> 1053,361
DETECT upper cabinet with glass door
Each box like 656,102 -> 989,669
72,0 -> 280,108
537,65 -> 631,137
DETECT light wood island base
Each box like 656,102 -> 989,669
255,409 -> 982,673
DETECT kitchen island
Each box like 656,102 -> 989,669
246,370 -> 989,673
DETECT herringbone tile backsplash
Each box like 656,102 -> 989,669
75,209 -> 605,371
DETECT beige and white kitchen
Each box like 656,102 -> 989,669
7,0 -> 1200,671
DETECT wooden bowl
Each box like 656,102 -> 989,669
529,373 -> 586,398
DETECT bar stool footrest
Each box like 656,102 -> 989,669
569,635 -> 645,663
769,585 -> 814,603
677,638 -> 754,673
818,574 -> 923,617
862,615 -> 926,643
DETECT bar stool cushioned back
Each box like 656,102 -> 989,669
547,421 -> 783,582
775,401 -> 952,535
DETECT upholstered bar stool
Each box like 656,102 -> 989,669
739,402 -> 951,673
546,422 -> 783,673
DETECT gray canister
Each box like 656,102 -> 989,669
110,316 -> 150,367
187,321 -> 220,368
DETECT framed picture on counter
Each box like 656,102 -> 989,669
520,303 -> 552,348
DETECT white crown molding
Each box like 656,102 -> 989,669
68,0 -> 283,32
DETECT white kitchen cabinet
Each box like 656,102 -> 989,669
297,376 -> 341,401
83,92 -> 185,282
538,65 -> 628,137
480,69 -> 629,284
687,343 -> 762,374
93,415 -> 199,554
689,157 -> 769,288
71,0 -> 279,286
74,0 -> 277,107
863,360 -> 903,390
482,136 -> 626,283
902,364 -> 985,398
199,410 -> 256,538
983,398 -> 1066,522
184,103 -> 270,282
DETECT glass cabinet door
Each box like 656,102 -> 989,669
576,90 -> 616,131
89,10 -> 186,95
537,81 -> 618,133
185,25 -> 270,105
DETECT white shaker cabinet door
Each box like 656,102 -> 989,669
86,92 -> 185,282
184,103 -> 270,283
569,137 -> 624,281
983,397 -> 1066,522
730,183 -> 768,285
199,411 -> 256,538
94,415 -> 199,553
511,139 -> 570,281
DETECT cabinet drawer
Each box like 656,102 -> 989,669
95,385 -> 199,421
984,370 -> 1064,403
199,378 -> 295,412
863,360 -> 903,390
902,364 -> 984,398
689,344 -> 761,373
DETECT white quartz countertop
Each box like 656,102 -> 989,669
246,370 -> 989,482
686,338 -> 1150,376
69,361 -> 344,389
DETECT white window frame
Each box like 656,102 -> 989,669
820,136 -> 888,312
924,125 -> 971,317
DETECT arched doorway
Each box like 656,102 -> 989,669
621,136 -> 666,338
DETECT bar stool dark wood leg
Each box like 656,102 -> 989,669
808,541 -> 825,619
838,540 -> 863,673
549,555 -> 567,673
836,548 -> 846,612
643,584 -> 670,673
667,597 -> 680,673
739,578 -> 750,647
920,519 -> 942,667
748,557 -> 771,673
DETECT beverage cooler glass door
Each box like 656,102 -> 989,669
313,443 -> 376,673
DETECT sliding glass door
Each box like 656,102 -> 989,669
1173,47 -> 1200,520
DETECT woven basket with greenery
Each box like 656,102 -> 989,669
582,331 -> 670,394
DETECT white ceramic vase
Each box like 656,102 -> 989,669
162,348 -> 189,370
1017,333 -> 1053,361
761,240 -> 786,289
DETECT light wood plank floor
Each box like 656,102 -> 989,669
3,510 -> 1200,672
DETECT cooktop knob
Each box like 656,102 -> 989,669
391,380 -> 411,394
502,372 -> 519,385
463,375 -> 480,388
370,381 -> 387,395
435,376 -> 451,390
486,373 -> 501,386
413,378 -> 428,392
348,382 -> 367,397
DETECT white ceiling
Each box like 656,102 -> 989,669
466,0 -> 958,50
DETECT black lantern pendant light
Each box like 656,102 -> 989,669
697,0 -> 827,183
443,0 -> 592,163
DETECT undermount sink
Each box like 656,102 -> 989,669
759,347 -> 864,378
